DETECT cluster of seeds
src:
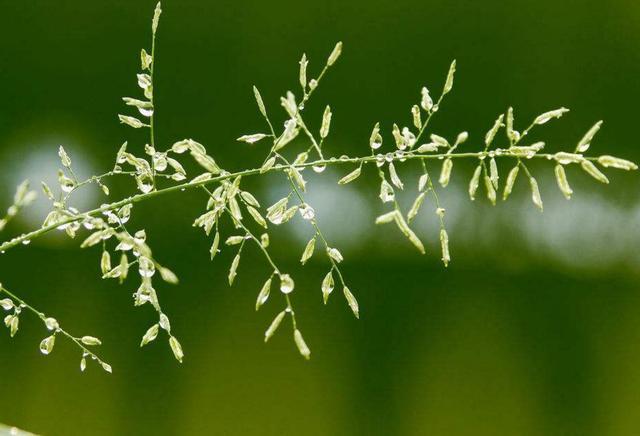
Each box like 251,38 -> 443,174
0,2 -> 637,370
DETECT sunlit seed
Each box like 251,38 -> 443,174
534,107 -> 569,125
58,146 -> 72,168
506,107 -> 516,142
264,311 -> 286,342
411,105 -> 422,130
237,133 -> 268,144
81,336 -> 102,346
503,165 -> 520,200
338,167 -> 361,185
228,254 -> 241,286
443,59 -> 456,94
321,271 -> 334,304
247,206 -> 268,228
581,160 -> 609,184
293,329 -> 311,360
440,229 -> 450,267
299,204 -> 315,221
418,173 -> 429,192
169,336 -> 184,363
118,115 -> 148,129
439,158 -> 453,187
485,114 -> 505,147
159,313 -> 171,332
576,120 -> 602,153
101,362 -> 113,373
489,157 -> 499,189
529,176 -> 543,211
141,48 -> 153,70
407,192 -> 426,222
140,324 -> 159,346
256,278 -> 272,311
468,165 -> 482,200
388,162 -> 404,190
0,298 -> 14,311
484,174 -> 496,206
554,152 -> 583,165
376,210 -> 398,225
327,41 -> 342,66
554,164 -> 573,200
342,286 -> 359,319
80,357 -> 87,372
299,53 -> 308,90
253,86 -> 267,118
597,155 -> 638,171
159,266 -> 178,285
320,106 -> 332,139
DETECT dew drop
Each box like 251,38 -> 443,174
312,164 -> 326,173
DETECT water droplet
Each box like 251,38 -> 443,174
312,164 -> 326,173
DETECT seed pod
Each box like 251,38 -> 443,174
338,167 -> 361,185
321,271 -> 334,304
554,164 -> 573,200
597,155 -> 638,171
443,60 -> 456,94
264,311 -> 286,342
253,86 -> 267,118
440,229 -> 450,267
140,324 -> 159,346
484,174 -> 496,206
169,336 -> 184,363
237,134 -> 268,144
375,210 -> 398,225
534,107 -> 569,125
300,237 -> 316,265
320,106 -> 332,139
489,157 -> 499,189
529,176 -> 543,211
576,121 -> 602,153
581,160 -> 609,184
439,158 -> 453,187
418,173 -> 429,192
503,166 -> 520,200
468,165 -> 482,200
485,114 -> 504,147
100,251 -> 112,275
294,329 -> 311,360
343,286 -> 359,319
407,192 -> 426,222
299,53 -> 308,90
327,41 -> 342,66
255,278 -> 272,311
389,162 -> 404,190
228,254 -> 240,286
81,336 -> 102,346
412,105 -> 422,130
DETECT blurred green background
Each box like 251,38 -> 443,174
1,0 -> 640,435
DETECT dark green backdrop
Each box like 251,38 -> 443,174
1,1 -> 640,435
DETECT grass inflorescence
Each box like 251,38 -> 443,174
0,3 -> 637,371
